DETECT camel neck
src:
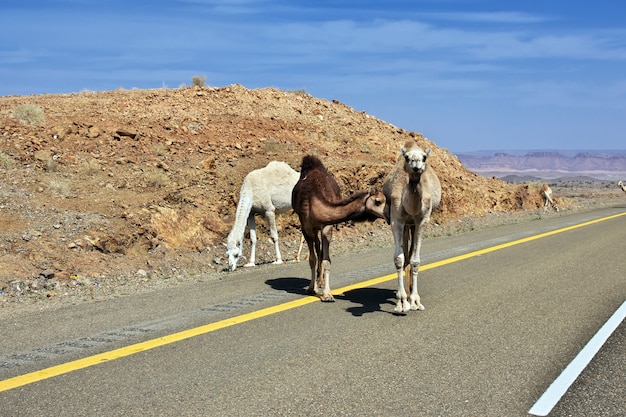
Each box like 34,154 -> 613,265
312,193 -> 369,225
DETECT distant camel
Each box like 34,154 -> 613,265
618,181 -> 626,193
383,141 -> 441,313
291,155 -> 386,302
541,183 -> 559,213
226,161 -> 303,271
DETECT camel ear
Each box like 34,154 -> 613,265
401,146 -> 407,156
425,148 -> 431,158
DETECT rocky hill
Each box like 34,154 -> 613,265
1,85 -> 543,306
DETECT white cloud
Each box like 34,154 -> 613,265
416,11 -> 548,24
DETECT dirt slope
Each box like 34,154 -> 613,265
0,85 -> 540,308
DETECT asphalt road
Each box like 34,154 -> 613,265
1,207 -> 625,416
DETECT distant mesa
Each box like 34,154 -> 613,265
456,150 -> 626,180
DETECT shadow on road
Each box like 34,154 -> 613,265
265,278 -> 399,316
265,277 -> 310,295
336,287 -> 397,316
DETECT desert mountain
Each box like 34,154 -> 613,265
457,150 -> 626,179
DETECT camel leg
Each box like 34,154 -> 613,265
392,220 -> 410,313
544,194 -> 558,213
296,235 -> 303,262
549,197 -> 559,212
244,214 -> 257,267
319,225 -> 334,302
265,210 -> 283,265
295,235 -> 305,262
304,231 -> 319,295
408,223 -> 425,311
402,226 -> 411,295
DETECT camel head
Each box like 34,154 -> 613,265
619,180 -> 624,187
350,191 -> 387,222
226,241 -> 243,271
401,141 -> 431,180
365,191 -> 386,219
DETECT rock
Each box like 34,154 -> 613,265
86,126 -> 101,138
39,269 -> 55,280
34,149 -> 53,162
115,129 -> 137,139
42,280 -> 59,290
10,280 -> 25,294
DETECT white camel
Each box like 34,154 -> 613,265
226,161 -> 302,271
618,180 -> 626,193
383,141 -> 441,313
541,183 -> 559,213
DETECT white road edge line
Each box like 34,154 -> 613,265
528,300 -> 626,416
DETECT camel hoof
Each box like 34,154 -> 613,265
411,303 -> 425,311
243,263 -> 256,268
320,294 -> 335,302
394,301 -> 410,313
272,260 -> 283,265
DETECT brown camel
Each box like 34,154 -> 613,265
291,155 -> 386,302
383,141 -> 441,313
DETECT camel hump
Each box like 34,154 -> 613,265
300,154 -> 325,174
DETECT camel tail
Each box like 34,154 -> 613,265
299,154 -> 324,175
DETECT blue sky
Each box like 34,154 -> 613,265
1,1 -> 625,152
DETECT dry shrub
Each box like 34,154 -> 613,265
80,159 -> 102,175
145,169 -> 170,188
192,75 -> 206,87
12,104 -> 46,126
151,143 -> 168,157
0,151 -> 14,169
49,179 -> 71,196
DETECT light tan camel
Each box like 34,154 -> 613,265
618,181 -> 626,193
541,183 -> 559,213
226,161 -> 303,271
291,155 -> 386,302
382,141 -> 441,313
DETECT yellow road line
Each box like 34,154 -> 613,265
336,211 -> 626,292
2,210 -> 625,393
